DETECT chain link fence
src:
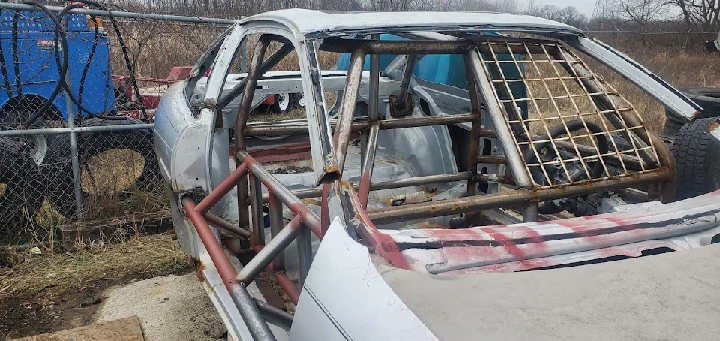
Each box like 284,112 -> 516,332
0,3 -> 234,247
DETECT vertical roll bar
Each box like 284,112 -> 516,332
235,37 -> 269,230
464,54 -> 482,197
467,50 -> 538,221
333,51 -> 366,177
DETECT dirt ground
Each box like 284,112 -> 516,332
0,233 -> 190,340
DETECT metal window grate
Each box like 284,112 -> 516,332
477,40 -> 662,189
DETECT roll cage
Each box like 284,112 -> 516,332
173,12 -> 705,340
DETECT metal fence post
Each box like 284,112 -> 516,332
65,68 -> 84,220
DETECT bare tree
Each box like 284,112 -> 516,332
434,0 -> 519,12
608,0 -> 670,32
525,4 -> 588,28
666,0 -> 720,32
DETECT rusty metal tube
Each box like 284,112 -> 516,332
229,284 -> 277,341
468,50 -> 534,190
320,184 -> 331,236
333,51 -> 366,178
268,262 -> 300,305
477,155 -> 507,164
268,193 -> 285,269
245,112 -> 485,136
262,172 -> 495,202
465,54 -> 482,197
217,42 -> 294,111
184,198 -> 275,340
205,211 -> 250,239
254,298 -> 293,331
249,173 -> 265,247
397,55 -> 417,109
235,38 -> 269,232
296,223 -> 312,286
195,163 -> 248,214
240,152 -> 322,237
366,169 -> 672,225
358,124 -> 380,208
184,198 -> 237,288
368,36 -> 381,122
235,215 -> 303,284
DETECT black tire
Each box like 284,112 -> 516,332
0,136 -> 45,237
46,117 -> 160,218
0,108 -> 53,234
665,87 -> 720,136
671,118 -> 720,200
681,88 -> 720,112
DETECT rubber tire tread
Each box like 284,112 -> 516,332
671,117 -> 720,200
0,136 -> 43,236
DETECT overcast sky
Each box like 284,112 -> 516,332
523,0 -> 597,16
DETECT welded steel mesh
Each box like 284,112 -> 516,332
0,7 -> 231,246
477,39 -> 662,188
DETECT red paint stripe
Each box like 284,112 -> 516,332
343,184 -> 412,270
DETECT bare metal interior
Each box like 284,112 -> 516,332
219,34 -> 673,227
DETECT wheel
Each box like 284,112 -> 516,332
665,87 -> 720,136
0,109 -> 52,234
46,117 -> 160,219
270,93 -> 292,113
295,93 -> 306,108
0,136 -> 45,237
671,118 -> 720,200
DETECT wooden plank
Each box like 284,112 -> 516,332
12,316 -> 144,341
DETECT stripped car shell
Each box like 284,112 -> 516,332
153,9 -> 720,340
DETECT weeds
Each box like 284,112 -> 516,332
0,233 -> 187,300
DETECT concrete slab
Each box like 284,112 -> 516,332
13,316 -> 143,341
96,273 -> 227,341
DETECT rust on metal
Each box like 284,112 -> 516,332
477,155 -> 507,165
205,211 -> 251,238
248,142 -> 312,163
707,120 -> 720,132
194,162 -> 248,214
340,182 -> 412,270
184,198 -> 238,289
366,169 -> 672,225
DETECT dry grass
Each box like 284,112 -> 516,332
0,233 -> 187,301
584,35 -> 720,131
81,150 -> 145,195
109,21 -> 228,78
